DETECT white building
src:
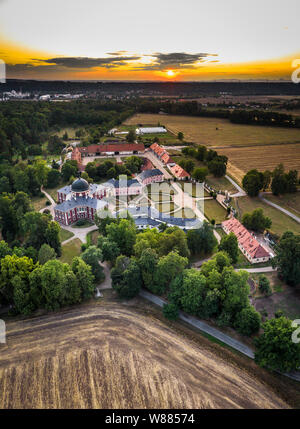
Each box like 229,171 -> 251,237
135,127 -> 167,135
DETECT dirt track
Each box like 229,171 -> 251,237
0,299 -> 288,409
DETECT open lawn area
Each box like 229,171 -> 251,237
236,196 -> 300,236
251,272 -> 300,320
201,199 -> 228,224
31,194 -> 49,212
118,123 -> 180,145
206,175 -> 237,193
263,192 -> 300,217
59,228 -> 74,242
124,113 -> 300,147
59,238 -> 82,264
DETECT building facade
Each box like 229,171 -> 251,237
222,218 -> 271,264
138,168 -> 164,185
79,143 -> 145,157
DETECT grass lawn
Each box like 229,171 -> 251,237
87,230 -> 100,246
205,175 -> 237,193
44,183 -> 68,202
31,195 -> 49,212
251,272 -> 300,320
263,192 -> 300,217
54,127 -> 83,139
59,238 -> 82,264
156,202 -> 176,213
59,228 -> 74,242
177,182 -> 209,198
201,199 -> 228,224
236,196 -> 300,236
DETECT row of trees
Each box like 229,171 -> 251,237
242,164 -> 298,197
181,146 -> 228,178
0,100 -> 134,163
85,156 -> 143,183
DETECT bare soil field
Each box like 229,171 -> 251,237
124,114 -> 300,147
0,297 -> 290,409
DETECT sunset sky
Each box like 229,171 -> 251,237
0,0 -> 299,81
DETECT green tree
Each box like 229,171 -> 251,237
111,255 -> 142,298
272,231 -> 300,287
97,236 -> 120,264
177,131 -> 184,141
61,160 -> 78,182
242,169 -> 264,197
47,169 -> 61,188
192,167 -> 208,182
187,222 -> 217,256
71,257 -> 95,300
242,208 -> 272,232
126,130 -> 137,143
152,251 -> 188,295
45,221 -> 62,256
106,218 -> 136,256
81,246 -> 104,282
180,269 -> 207,317
38,243 -> 56,264
0,254 -> 36,306
254,317 -> 300,372
234,306 -> 261,336
218,232 -> 239,264
258,275 -> 272,296
138,248 -> 159,290
163,302 -> 179,320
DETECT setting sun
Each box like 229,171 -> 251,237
166,70 -> 175,77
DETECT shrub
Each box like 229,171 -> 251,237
163,303 -> 179,321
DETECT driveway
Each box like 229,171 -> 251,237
259,193 -> 300,224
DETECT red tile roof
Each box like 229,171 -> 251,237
170,164 -> 190,179
222,218 -> 270,260
79,143 -> 144,154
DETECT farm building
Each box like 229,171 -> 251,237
79,143 -> 145,157
136,127 -> 167,135
138,168 -> 164,185
149,143 -> 175,167
170,164 -> 190,180
222,218 -> 271,264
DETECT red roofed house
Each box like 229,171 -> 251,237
222,218 -> 271,264
79,143 -> 145,157
170,164 -> 190,180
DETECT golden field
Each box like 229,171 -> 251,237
124,114 -> 300,148
218,144 -> 300,182
0,297 -> 289,409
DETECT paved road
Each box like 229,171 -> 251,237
140,290 -> 255,358
260,194 -> 300,224
235,266 -> 276,273
140,289 -> 300,382
225,175 -> 246,197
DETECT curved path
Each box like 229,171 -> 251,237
259,193 -> 300,224
225,175 -> 246,197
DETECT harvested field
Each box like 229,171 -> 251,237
218,144 -> 300,183
124,114 -> 300,147
0,300 -> 288,409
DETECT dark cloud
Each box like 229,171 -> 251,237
35,56 -> 140,69
6,51 -> 219,77
130,52 -> 218,71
